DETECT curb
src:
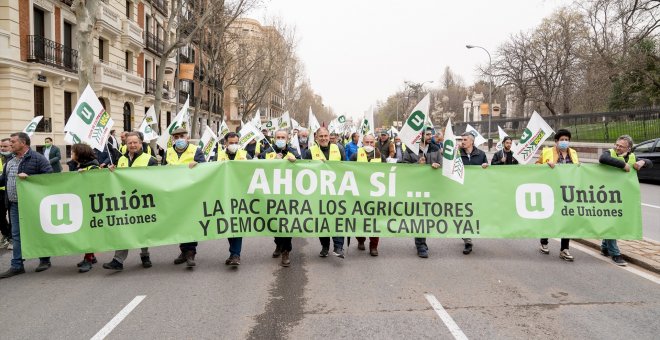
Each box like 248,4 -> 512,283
574,239 -> 660,274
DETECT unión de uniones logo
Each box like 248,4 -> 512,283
39,194 -> 83,234
515,184 -> 554,219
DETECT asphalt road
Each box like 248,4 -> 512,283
0,184 -> 658,339
640,183 -> 660,242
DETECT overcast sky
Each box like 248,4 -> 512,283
253,0 -> 571,119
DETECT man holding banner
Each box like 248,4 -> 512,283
218,132 -> 250,266
536,129 -> 579,261
458,131 -> 489,255
103,132 -> 158,271
349,134 -> 382,256
303,127 -> 347,258
162,128 -> 206,268
0,132 -> 53,279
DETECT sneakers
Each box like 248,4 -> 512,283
319,246 -> 329,257
77,257 -> 97,267
559,249 -> 574,262
280,250 -> 290,267
103,259 -> 124,271
272,245 -> 282,258
612,255 -> 627,266
357,242 -> 366,251
79,260 -> 93,273
141,256 -> 152,268
600,248 -> 609,257
0,267 -> 25,279
370,248 -> 379,256
463,243 -> 473,255
185,251 -> 196,268
225,255 -> 240,266
417,248 -> 429,258
333,248 -> 345,259
174,252 -> 187,265
35,261 -> 51,272
540,244 -> 549,254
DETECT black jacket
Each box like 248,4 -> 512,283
401,143 -> 440,164
491,149 -> 519,165
460,147 -> 488,166
599,150 -> 652,170
259,145 -> 301,159
44,145 -> 62,172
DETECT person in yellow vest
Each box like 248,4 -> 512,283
261,129 -> 299,266
217,132 -> 251,266
118,131 -> 128,153
349,134 -> 382,256
303,127 -> 347,258
103,132 -> 158,271
598,135 -> 652,266
162,127 -> 206,268
393,135 -> 406,163
0,138 -> 12,249
536,129 -> 579,261
119,131 -> 154,157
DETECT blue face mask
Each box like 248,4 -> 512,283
275,140 -> 286,149
174,139 -> 188,149
558,141 -> 570,150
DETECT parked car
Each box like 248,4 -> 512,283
632,137 -> 660,182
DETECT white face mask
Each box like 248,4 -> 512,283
363,145 -> 375,153
227,144 -> 240,154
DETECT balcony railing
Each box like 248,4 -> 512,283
150,0 -> 168,16
145,78 -> 156,94
145,32 -> 164,55
201,100 -> 210,111
27,35 -> 78,73
60,0 -> 73,6
34,117 -> 52,133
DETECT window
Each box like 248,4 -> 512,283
125,51 -> 134,72
98,38 -> 108,62
64,91 -> 73,123
634,141 -> 655,154
33,7 -> 45,37
123,102 -> 132,131
34,86 -> 47,132
125,1 -> 133,19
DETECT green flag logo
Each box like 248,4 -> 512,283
25,122 -> 38,133
515,184 -> 554,219
407,111 -> 425,131
39,194 -> 83,234
442,140 -> 455,160
76,102 -> 95,124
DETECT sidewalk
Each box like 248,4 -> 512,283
575,239 -> 660,274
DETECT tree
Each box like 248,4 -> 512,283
71,0 -> 100,94
492,32 -> 534,117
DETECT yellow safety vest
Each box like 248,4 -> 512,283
356,148 -> 381,163
266,151 -> 295,160
609,149 -> 636,166
255,142 -> 261,156
310,144 -> 341,161
217,149 -> 248,161
166,144 -> 197,165
81,165 -> 99,171
117,153 -> 152,168
538,147 -> 579,164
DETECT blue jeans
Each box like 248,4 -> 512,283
601,239 -> 621,256
319,237 -> 344,250
228,237 -> 242,256
9,201 -> 50,269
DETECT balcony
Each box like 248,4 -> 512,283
96,2 -> 122,40
150,0 -> 168,16
27,35 -> 78,73
121,18 -> 143,53
145,78 -> 156,94
145,32 -> 164,55
94,60 -> 144,95
60,0 -> 73,6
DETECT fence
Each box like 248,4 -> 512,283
452,109 -> 660,143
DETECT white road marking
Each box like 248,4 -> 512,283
568,242 -> 660,285
642,203 -> 660,209
424,294 -> 469,340
91,295 -> 146,340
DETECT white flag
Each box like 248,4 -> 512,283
398,94 -> 430,155
328,115 -> 347,134
441,119 -> 465,185
290,130 -> 301,156
390,126 -> 400,136
23,116 -> 43,137
64,131 -> 82,145
291,118 -> 300,130
496,126 -> 509,151
145,106 -> 158,126
138,118 -> 159,142
251,110 -> 262,129
198,125 -> 219,161
308,107 -> 320,134
465,124 -> 487,146
237,121 -> 264,149
218,120 -> 230,140
512,111 -> 555,164
279,111 -> 292,130
63,84 -> 114,151
157,96 -> 190,149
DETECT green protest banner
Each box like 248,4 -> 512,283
18,161 -> 642,258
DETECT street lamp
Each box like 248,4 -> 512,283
466,44 -> 493,150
